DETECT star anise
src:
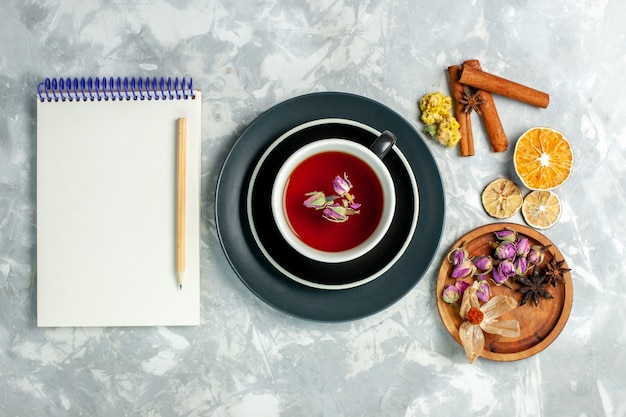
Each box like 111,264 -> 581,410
516,267 -> 553,307
458,85 -> 486,115
543,257 -> 571,287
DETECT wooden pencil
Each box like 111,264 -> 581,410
176,117 -> 187,289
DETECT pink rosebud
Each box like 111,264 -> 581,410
472,255 -> 493,274
494,228 -> 516,242
333,173 -> 352,196
447,247 -> 468,266
527,245 -> 546,265
514,256 -> 528,275
303,191 -> 327,209
492,265 -> 505,285
476,281 -> 490,303
442,284 -> 460,304
322,204 -> 349,223
451,259 -> 476,279
494,242 -> 517,260
499,260 -> 516,277
492,260 -> 515,285
455,280 -> 470,294
515,237 -> 531,257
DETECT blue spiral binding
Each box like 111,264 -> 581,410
37,76 -> 195,102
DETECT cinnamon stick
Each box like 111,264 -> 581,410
463,60 -> 508,152
447,65 -> 474,156
459,65 -> 549,108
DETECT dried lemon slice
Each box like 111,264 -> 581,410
481,178 -> 523,219
522,190 -> 562,229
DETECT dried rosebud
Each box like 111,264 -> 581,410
499,260 -> 517,277
447,247 -> 469,266
322,204 -> 349,223
494,242 -> 517,260
303,191 -> 327,209
442,284 -> 460,304
515,237 -> 531,257
451,258 -> 476,279
492,266 -> 505,285
472,255 -> 493,274
333,173 -> 353,196
494,228 -> 516,242
476,281 -> 490,303
527,245 -> 546,265
514,256 -> 528,275
340,197 -> 361,210
492,260 -> 516,285
456,280 -> 470,295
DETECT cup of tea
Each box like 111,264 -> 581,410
271,131 -> 397,263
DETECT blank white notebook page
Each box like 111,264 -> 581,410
37,90 -> 201,327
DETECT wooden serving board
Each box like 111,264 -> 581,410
435,223 -> 573,362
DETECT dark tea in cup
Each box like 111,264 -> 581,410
272,138 -> 395,263
283,150 -> 383,252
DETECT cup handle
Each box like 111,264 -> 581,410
369,130 -> 397,159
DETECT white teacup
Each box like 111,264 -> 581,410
271,132 -> 396,263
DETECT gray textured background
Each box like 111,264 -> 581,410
1,0 -> 625,416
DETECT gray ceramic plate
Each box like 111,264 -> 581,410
216,92 -> 445,321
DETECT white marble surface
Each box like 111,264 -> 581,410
1,0 -> 625,415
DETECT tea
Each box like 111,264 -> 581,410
283,151 -> 384,253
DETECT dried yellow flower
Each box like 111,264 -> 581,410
435,117 -> 461,148
419,92 -> 452,117
418,92 -> 461,148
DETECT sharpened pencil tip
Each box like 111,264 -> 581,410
179,284 -> 183,291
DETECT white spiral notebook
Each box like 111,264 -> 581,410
36,77 -> 201,327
